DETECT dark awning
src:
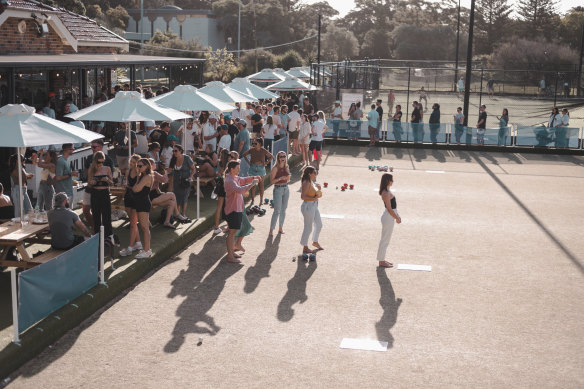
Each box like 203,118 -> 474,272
0,54 -> 205,68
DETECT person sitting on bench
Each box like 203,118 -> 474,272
48,192 -> 91,250
0,183 -> 14,220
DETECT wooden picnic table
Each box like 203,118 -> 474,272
0,221 -> 51,268
109,186 -> 127,211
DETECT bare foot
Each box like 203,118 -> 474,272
269,230 -> 274,236
234,252 -> 242,258
378,261 -> 393,268
227,257 -> 242,263
312,242 -> 324,250
234,246 -> 246,253
303,247 -> 314,254
278,229 -> 284,234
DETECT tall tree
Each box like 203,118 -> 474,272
516,0 -> 557,36
476,0 -> 512,54
320,21 -> 359,61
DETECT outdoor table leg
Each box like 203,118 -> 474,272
15,244 -> 31,261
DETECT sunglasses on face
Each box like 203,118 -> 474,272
137,164 -> 144,168
91,145 -> 99,149
278,156 -> 286,159
96,160 -> 104,164
173,150 -> 180,153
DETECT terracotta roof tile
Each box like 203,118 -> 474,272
4,0 -> 127,44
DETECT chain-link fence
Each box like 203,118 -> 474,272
311,61 -> 584,135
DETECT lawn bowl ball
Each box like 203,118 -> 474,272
309,254 -> 316,261
264,198 -> 269,204
349,184 -> 354,189
302,253 -> 309,261
341,187 -> 346,192
323,182 -> 328,187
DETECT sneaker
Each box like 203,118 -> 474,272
132,242 -> 143,250
135,249 -> 152,259
213,227 -> 222,234
119,247 -> 133,256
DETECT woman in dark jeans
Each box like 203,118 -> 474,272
88,151 -> 114,242
168,144 -> 196,219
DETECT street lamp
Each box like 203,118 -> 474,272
454,0 -> 461,92
237,0 -> 241,61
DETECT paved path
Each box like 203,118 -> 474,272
5,146 -> 584,388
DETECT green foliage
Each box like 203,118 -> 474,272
204,48 -> 237,82
476,0 -> 512,54
276,50 -> 304,70
55,0 -> 86,15
104,5 -> 130,30
360,28 -> 392,59
86,4 -> 104,20
144,30 -> 204,58
392,24 -> 465,61
237,49 -> 277,75
489,37 -> 578,71
321,22 -> 359,61
557,8 -> 584,51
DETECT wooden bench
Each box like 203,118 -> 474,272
0,248 -> 64,269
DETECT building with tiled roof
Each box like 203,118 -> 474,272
0,0 -> 128,54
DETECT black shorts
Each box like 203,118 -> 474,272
225,211 -> 243,230
309,140 -> 322,151
149,190 -> 161,201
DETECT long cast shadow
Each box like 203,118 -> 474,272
472,154 -> 584,275
164,237 -> 240,353
375,268 -> 402,348
244,234 -> 281,294
277,257 -> 318,322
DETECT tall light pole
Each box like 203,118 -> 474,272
140,0 -> 144,83
462,0 -> 476,127
237,0 -> 241,61
453,0 -> 461,92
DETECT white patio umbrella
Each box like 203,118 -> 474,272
67,91 -> 191,159
266,76 -> 318,92
199,81 -> 258,104
150,85 -> 235,151
228,78 -> 279,100
0,104 -> 103,221
246,68 -> 286,83
286,67 -> 311,81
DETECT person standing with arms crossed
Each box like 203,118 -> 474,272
376,173 -> 401,268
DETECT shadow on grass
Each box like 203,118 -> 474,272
277,256 -> 317,322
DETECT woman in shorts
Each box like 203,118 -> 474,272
242,138 -> 273,206
224,159 -> 259,263
309,111 -> 328,171
299,114 -> 311,167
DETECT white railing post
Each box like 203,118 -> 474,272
99,226 -> 105,285
196,176 -> 200,220
11,269 -> 20,344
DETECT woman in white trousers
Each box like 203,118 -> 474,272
377,173 -> 401,268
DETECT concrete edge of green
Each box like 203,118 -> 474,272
0,154 -> 301,381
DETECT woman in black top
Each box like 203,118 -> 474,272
120,155 -> 143,257
392,105 -> 403,143
429,103 -> 441,144
376,173 -> 401,268
88,151 -> 113,240
132,159 -> 154,259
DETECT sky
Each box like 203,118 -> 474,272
301,0 -> 582,18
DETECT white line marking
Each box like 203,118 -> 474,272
425,170 -> 445,174
397,264 -> 432,272
340,338 -> 388,352
321,214 -> 345,219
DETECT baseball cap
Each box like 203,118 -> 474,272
224,115 -> 232,121
209,113 -> 218,120
236,119 -> 247,127
167,134 -> 179,142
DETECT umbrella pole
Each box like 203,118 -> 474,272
128,123 -> 132,160
18,148 -> 24,225
183,118 -> 187,152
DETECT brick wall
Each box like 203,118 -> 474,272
0,17 -> 118,55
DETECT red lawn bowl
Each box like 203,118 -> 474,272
350,184 -> 354,190
324,182 -> 328,188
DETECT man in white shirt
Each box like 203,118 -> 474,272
332,100 -> 342,138
287,104 -> 301,155
231,102 -> 244,121
244,102 -> 254,130
202,113 -> 219,151
217,125 -> 231,152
